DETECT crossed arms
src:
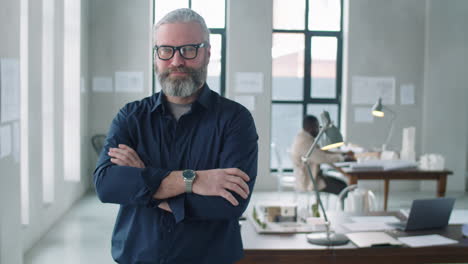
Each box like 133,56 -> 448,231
93,104 -> 258,222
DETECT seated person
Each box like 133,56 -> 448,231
290,115 -> 355,195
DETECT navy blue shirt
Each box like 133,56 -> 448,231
94,84 -> 258,264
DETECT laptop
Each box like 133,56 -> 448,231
388,197 -> 455,231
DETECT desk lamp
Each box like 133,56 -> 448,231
301,111 -> 349,246
372,97 -> 396,151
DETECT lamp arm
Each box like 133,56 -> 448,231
383,107 -> 396,148
301,126 -> 330,223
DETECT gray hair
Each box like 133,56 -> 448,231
153,8 -> 210,45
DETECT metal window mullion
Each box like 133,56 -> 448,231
304,31 -> 312,118
220,31 -> 226,96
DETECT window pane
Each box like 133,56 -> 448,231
20,0 -> 29,225
273,0 -> 305,30
272,33 -> 304,100
306,104 -> 339,126
43,0 -> 55,203
154,0 -> 189,24
310,36 -> 337,98
64,0 -> 81,182
191,0 -> 225,28
271,104 -> 302,169
308,0 -> 341,31
207,34 -> 221,94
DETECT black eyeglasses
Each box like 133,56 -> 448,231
154,43 -> 206,61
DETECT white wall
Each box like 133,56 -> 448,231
88,0 -> 152,167
345,0 -> 426,191
0,0 -> 22,263
345,0 -> 426,154
345,0 -> 468,192
1,0 -> 92,262
21,0 -> 92,252
226,0 -> 273,191
421,0 -> 468,191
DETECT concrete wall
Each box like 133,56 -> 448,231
421,0 -> 468,191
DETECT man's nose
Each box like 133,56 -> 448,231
170,50 -> 186,67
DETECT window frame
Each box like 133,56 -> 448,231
271,0 -> 344,171
152,0 -> 227,96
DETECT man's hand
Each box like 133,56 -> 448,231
108,144 -> 145,168
193,168 -> 250,206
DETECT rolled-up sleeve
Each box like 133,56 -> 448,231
93,105 -> 171,206
181,107 -> 258,221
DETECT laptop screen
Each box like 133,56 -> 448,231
406,197 -> 455,231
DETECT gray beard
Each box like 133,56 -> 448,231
157,64 -> 207,97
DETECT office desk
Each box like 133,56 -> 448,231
237,212 -> 468,264
337,168 -> 453,211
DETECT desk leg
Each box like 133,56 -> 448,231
349,176 -> 358,185
437,175 -> 447,197
384,179 -> 389,211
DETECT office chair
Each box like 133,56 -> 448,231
91,134 -> 107,156
271,142 -> 297,200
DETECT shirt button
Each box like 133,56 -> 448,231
167,229 -> 172,233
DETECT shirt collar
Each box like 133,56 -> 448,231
150,83 -> 214,113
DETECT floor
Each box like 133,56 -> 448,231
24,189 -> 468,264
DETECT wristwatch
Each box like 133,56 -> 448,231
182,169 -> 197,193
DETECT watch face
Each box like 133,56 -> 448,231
183,170 -> 195,180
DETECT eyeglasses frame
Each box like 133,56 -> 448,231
154,43 -> 207,61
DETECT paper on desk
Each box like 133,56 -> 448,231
343,222 -> 395,232
351,216 -> 400,223
347,232 -> 402,248
449,209 -> 468,224
398,234 -> 458,247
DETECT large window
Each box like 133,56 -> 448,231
153,0 -> 226,96
271,0 -> 343,170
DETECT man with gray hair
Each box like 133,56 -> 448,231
94,8 -> 258,264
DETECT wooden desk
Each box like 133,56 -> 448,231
340,169 -> 452,211
237,212 -> 468,264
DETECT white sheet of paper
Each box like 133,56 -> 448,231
115,72 -> 144,93
1,58 -> 21,123
400,84 -> 415,105
0,124 -> 12,158
234,95 -> 255,111
398,234 -> 458,247
354,107 -> 373,123
449,209 -> 468,224
92,77 -> 113,93
12,121 -> 19,163
235,72 -> 263,93
347,232 -> 402,248
342,222 -> 395,232
351,76 -> 395,105
351,216 -> 400,223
